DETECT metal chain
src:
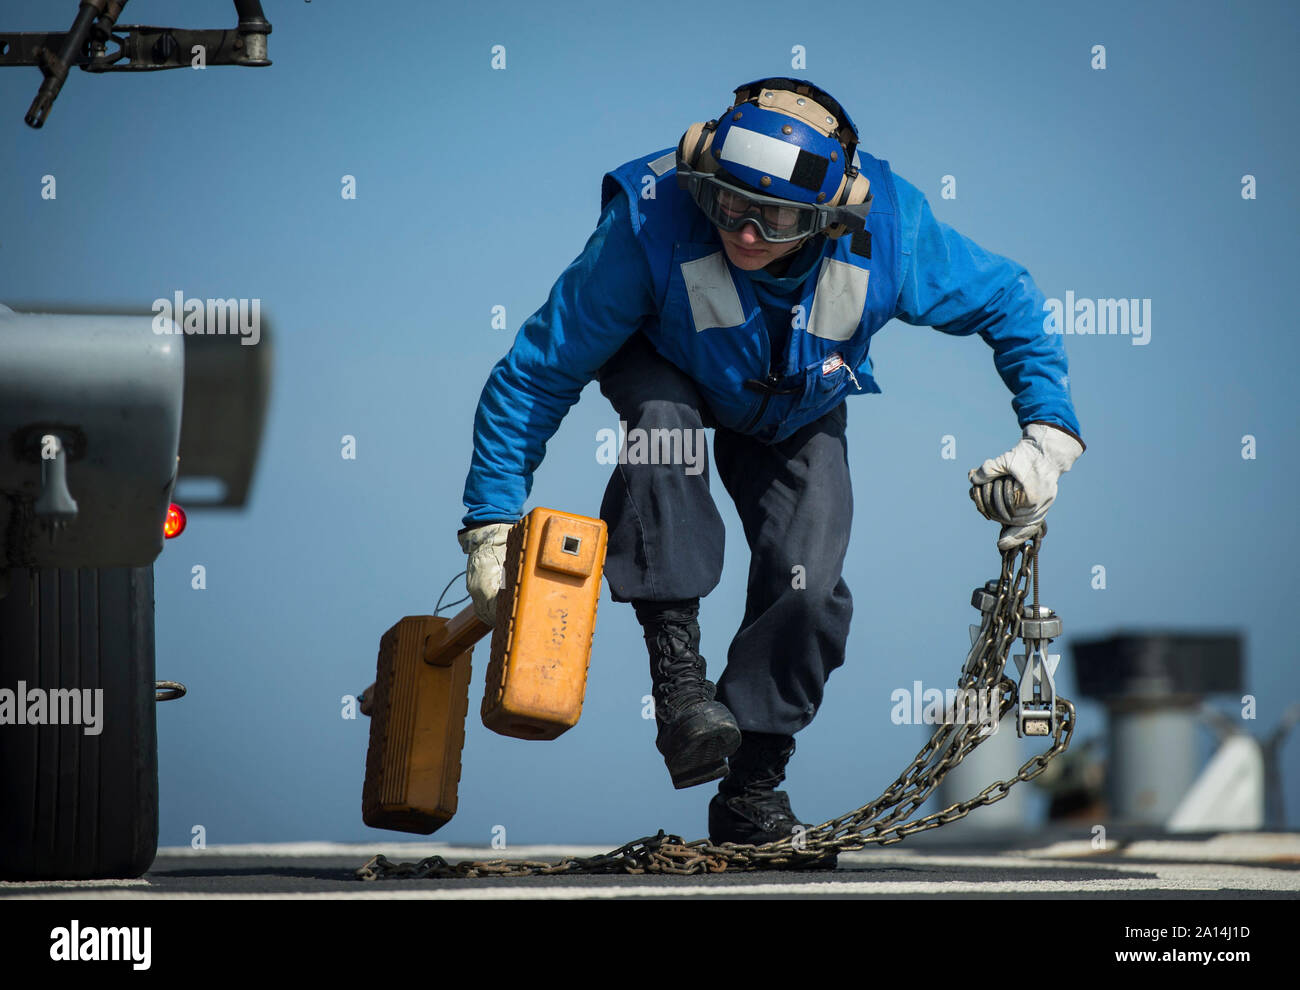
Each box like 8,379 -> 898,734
357,530 -> 1071,879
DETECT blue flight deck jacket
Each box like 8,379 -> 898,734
461,147 -> 1082,528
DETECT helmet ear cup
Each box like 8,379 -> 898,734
824,171 -> 872,239
678,121 -> 719,173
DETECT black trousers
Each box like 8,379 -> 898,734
596,333 -> 854,736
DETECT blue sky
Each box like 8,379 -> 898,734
1,0 -> 1296,847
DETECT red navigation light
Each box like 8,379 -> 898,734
164,503 -> 187,539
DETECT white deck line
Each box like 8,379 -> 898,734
154,842 -> 616,858
7,852 -> 1298,899
152,832 -> 1300,864
10,866 -> 1299,900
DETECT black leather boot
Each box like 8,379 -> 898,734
708,731 -> 837,868
635,598 -> 741,789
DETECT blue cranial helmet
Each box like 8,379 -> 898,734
676,78 -> 873,240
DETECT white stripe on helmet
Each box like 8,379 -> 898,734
717,126 -> 799,182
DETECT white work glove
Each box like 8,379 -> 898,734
457,523 -> 513,626
968,423 -> 1083,551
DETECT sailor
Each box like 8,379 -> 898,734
457,77 -> 1084,853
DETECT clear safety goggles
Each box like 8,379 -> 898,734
679,167 -> 870,243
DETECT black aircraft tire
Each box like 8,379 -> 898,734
0,565 -> 159,880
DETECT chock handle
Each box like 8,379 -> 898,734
358,605 -> 493,717
422,605 -> 492,667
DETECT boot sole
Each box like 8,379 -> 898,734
662,714 -> 741,790
669,759 -> 729,789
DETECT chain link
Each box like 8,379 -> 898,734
357,531 -> 1072,879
